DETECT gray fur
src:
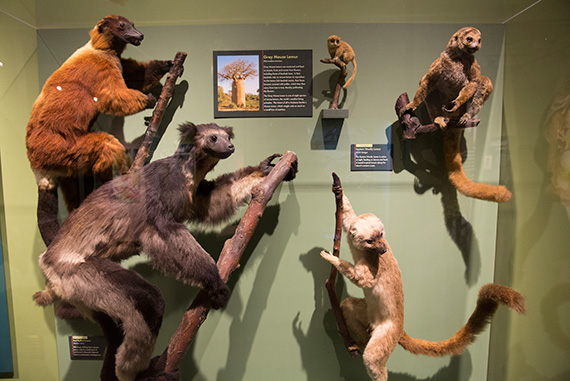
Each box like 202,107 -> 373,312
34,122 -> 295,381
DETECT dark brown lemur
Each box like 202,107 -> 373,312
320,179 -> 525,381
33,122 -> 297,381
398,27 -> 511,203
26,14 -> 173,246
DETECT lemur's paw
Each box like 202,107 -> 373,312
260,153 -> 282,175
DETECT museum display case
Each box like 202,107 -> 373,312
0,1 -> 569,380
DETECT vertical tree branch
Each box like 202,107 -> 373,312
129,51 -> 187,173
155,151 -> 298,374
325,173 -> 361,357
320,58 -> 347,110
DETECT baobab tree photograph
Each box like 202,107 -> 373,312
217,55 -> 260,111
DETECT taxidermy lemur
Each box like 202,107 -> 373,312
323,35 -> 357,88
320,186 -> 525,381
399,27 -> 511,203
26,14 -> 173,246
33,122 -> 297,381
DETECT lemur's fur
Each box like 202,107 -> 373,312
320,187 -> 525,381
33,122 -> 296,381
26,14 -> 172,245
323,35 -> 357,88
400,27 -> 511,203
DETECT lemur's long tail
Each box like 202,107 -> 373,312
398,283 -> 525,356
343,58 -> 357,88
444,129 -> 512,202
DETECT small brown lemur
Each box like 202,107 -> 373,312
320,183 -> 525,381
322,35 -> 357,88
399,27 -> 511,203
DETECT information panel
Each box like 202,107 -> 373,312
350,144 -> 393,171
214,50 -> 312,118
69,336 -> 106,360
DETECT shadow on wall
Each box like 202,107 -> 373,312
310,69 -> 350,151
388,352 -> 472,381
294,247 -> 369,380
390,107 -> 481,286
215,185 -> 300,381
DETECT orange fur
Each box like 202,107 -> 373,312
444,129 -> 512,202
26,15 -> 170,179
321,190 -> 525,380
324,35 -> 357,88
26,15 -> 172,244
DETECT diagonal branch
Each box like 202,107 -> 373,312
129,51 -> 187,173
153,151 -> 298,375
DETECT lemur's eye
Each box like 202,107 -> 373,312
119,23 -> 125,30
209,135 -> 217,142
478,38 -> 481,43
466,36 -> 473,42
365,239 -> 374,244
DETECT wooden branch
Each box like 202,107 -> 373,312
325,173 -> 361,357
320,58 -> 347,110
129,51 -> 187,173
155,151 -> 298,375
395,92 -> 480,139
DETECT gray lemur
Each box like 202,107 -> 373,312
320,184 -> 525,381
33,122 -> 297,381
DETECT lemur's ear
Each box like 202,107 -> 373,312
178,122 -> 197,144
224,126 -> 234,139
96,16 -> 112,33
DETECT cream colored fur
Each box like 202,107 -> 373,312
320,189 -> 525,380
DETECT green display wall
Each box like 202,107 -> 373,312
34,22 -> 504,381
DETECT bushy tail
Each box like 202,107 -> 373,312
444,129 -> 512,202
398,283 -> 525,356
343,59 -> 357,88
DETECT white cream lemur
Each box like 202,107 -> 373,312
320,184 -> 525,381
399,27 -> 511,202
26,15 -> 173,246
33,122 -> 297,381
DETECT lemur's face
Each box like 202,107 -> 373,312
203,131 -> 235,159
328,35 -> 341,49
451,27 -> 482,55
101,15 -> 144,46
348,213 -> 388,256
